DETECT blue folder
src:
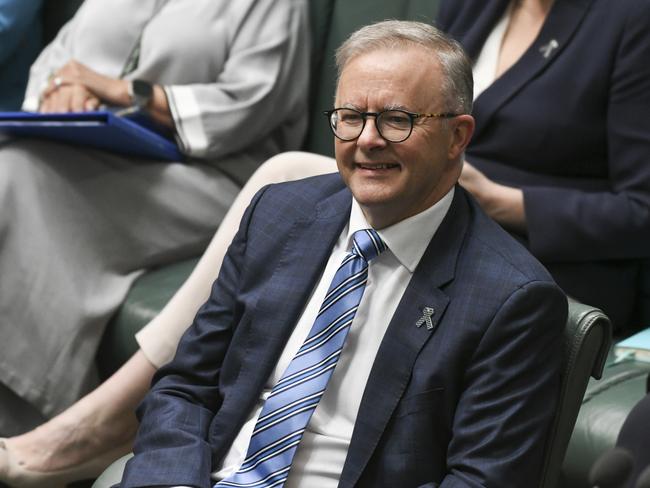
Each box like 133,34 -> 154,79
0,110 -> 183,161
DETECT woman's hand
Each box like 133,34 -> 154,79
460,160 -> 527,234
39,83 -> 101,113
40,60 -> 131,112
40,59 -> 174,128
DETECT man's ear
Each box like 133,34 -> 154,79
447,114 -> 475,160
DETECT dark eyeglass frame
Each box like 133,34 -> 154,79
324,107 -> 460,143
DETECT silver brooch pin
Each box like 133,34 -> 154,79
416,307 -> 435,330
539,39 -> 559,59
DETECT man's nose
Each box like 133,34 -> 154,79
356,117 -> 388,149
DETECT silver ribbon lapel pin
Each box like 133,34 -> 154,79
416,306 -> 435,330
540,39 -> 559,59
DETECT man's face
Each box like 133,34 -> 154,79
335,46 -> 473,229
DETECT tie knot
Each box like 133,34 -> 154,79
352,229 -> 386,263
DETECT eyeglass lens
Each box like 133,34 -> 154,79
330,109 -> 412,142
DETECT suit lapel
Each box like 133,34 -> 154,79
339,189 -> 471,488
473,0 -> 594,139
233,187 -> 353,416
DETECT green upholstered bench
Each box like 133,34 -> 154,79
96,258 -> 199,378
87,1 -> 646,486
42,0 -> 84,44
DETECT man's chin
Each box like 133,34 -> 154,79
350,186 -> 401,223
349,183 -> 397,207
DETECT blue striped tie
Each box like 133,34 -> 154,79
214,229 -> 386,488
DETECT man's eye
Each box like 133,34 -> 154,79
340,113 -> 362,124
382,113 -> 410,127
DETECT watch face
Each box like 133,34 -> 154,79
132,79 -> 153,107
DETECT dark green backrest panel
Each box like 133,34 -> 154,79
303,0 -> 442,157
97,258 -> 199,378
42,0 -> 83,44
308,0 -> 336,95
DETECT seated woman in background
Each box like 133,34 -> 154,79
444,0 -> 650,331
0,0 -> 309,437
2,0 -> 649,485
0,0 -> 44,110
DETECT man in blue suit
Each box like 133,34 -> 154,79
120,20 -> 567,488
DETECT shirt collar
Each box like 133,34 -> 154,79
346,187 -> 455,273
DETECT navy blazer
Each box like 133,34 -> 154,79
121,174 -> 566,488
438,0 -> 650,328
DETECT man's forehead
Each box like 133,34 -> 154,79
335,46 -> 442,107
340,44 -> 439,72
336,46 -> 441,93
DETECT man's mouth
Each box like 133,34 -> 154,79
356,163 -> 399,170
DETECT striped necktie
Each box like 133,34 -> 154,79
215,229 -> 386,488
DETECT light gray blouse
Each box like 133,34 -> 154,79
23,0 -> 310,181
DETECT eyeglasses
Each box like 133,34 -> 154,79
324,107 -> 460,143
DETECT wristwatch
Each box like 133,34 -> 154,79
127,79 -> 153,109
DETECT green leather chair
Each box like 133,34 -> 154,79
544,300 -> 611,488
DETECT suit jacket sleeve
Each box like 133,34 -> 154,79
119,185 -> 270,488
440,280 -> 566,487
165,0 -> 310,161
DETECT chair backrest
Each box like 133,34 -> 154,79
539,298 -> 612,488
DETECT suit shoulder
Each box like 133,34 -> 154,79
246,172 -> 346,225
265,172 -> 345,200
599,0 -> 650,14
589,0 -> 650,29
462,197 -> 556,288
446,197 -> 566,332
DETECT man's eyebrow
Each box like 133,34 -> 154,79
384,103 -> 410,111
338,103 -> 412,112
340,102 -> 362,110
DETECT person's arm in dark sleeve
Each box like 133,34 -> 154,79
119,186 -> 270,488
441,281 -> 567,487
